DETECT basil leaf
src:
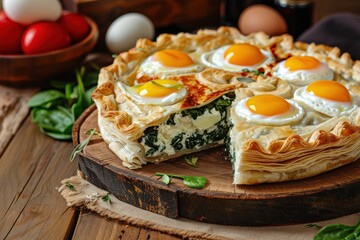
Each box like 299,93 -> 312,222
182,176 -> 207,189
28,90 -> 65,108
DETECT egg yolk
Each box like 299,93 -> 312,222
224,43 -> 265,66
306,80 -> 351,102
135,79 -> 183,98
284,56 -> 320,71
246,94 -> 290,116
153,49 -> 194,67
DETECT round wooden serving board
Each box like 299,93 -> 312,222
73,105 -> 360,226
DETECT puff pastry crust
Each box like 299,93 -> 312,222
92,26 -> 360,184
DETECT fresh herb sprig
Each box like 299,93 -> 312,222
28,67 -> 99,140
65,181 -> 75,191
312,219 -> 360,240
70,128 -> 98,162
102,194 -> 112,204
185,156 -> 198,167
305,223 -> 322,230
156,173 -> 207,189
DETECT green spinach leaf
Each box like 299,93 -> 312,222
29,67 -> 99,141
182,176 -> 207,189
84,72 -> 100,87
28,90 -> 65,108
31,106 -> 73,134
86,86 -> 97,104
314,220 -> 360,240
160,174 -> 172,185
155,173 -> 207,189
42,130 -> 72,140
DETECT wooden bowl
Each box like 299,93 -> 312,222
0,16 -> 99,86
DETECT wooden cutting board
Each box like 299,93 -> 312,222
73,105 -> 360,226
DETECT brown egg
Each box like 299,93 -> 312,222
238,4 -> 288,36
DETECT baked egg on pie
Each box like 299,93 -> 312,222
92,27 -> 360,185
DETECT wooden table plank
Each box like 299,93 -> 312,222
0,85 -> 37,155
0,116 -> 78,240
72,212 -> 181,240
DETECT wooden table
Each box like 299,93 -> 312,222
0,84 -> 180,240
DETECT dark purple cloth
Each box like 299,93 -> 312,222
298,13 -> 360,60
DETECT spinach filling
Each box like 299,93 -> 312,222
140,127 -> 160,156
138,93 -> 235,157
225,122 -> 236,174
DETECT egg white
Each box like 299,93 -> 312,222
294,86 -> 358,117
235,98 -> 304,126
273,60 -> 334,86
117,82 -> 187,106
200,45 -> 274,72
138,54 -> 204,76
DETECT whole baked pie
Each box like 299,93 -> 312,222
92,27 -> 360,185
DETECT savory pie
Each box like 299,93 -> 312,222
92,27 -> 360,185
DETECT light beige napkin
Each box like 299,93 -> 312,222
58,171 -> 359,240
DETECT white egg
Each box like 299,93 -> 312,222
3,0 -> 62,25
117,80 -> 187,106
235,95 -> 304,126
139,53 -> 204,76
106,13 -> 155,53
201,45 -> 274,72
294,83 -> 358,117
273,58 -> 334,86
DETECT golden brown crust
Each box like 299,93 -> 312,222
247,120 -> 360,154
